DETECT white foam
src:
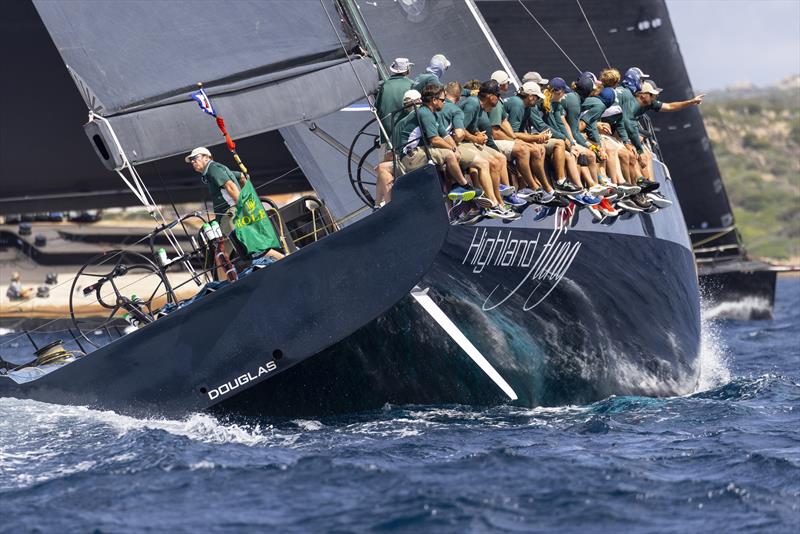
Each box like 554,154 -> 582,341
702,296 -> 772,321
695,303 -> 733,392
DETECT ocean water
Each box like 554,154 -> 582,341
0,278 -> 798,533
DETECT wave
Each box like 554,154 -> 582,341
702,296 -> 772,321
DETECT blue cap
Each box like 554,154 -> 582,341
581,71 -> 599,85
549,77 -> 570,92
598,88 -> 616,107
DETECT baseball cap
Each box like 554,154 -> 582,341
629,67 -> 650,79
491,70 -> 511,85
581,71 -> 602,87
522,71 -> 549,86
598,87 -> 616,107
185,146 -> 211,163
389,58 -> 413,74
403,89 -> 422,104
519,81 -> 544,98
430,54 -> 451,70
548,77 -> 570,92
479,80 -> 502,97
639,81 -> 662,95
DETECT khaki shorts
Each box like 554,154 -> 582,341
494,139 -> 515,158
400,146 -> 451,172
218,205 -> 237,236
483,145 -> 503,159
601,134 -> 625,150
457,142 -> 483,167
545,138 -> 562,157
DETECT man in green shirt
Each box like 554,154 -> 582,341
186,146 -> 242,236
375,58 -> 414,143
553,75 -> 601,189
393,84 -> 477,202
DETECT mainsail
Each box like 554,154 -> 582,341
33,0 -> 379,169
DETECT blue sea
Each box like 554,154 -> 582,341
0,278 -> 798,533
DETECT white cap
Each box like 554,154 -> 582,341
491,70 -> 510,85
403,89 -> 422,104
431,54 -> 451,70
185,146 -> 211,163
390,58 -> 414,74
519,81 -> 544,98
522,71 -> 549,86
630,67 -> 650,79
640,81 -> 662,95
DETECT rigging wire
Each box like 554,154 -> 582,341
317,0 -> 393,148
515,0 -> 582,74
576,0 -> 611,68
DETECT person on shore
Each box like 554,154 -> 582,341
6,272 -> 32,300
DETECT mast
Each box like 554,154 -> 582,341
338,0 -> 389,81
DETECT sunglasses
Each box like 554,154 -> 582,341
189,155 -> 202,162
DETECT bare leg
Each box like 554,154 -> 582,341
617,146 -> 632,183
374,161 -> 394,206
443,152 -> 468,186
511,142 -> 538,190
601,139 -> 624,184
527,142 -> 552,192
486,152 -> 505,202
472,157 -> 500,205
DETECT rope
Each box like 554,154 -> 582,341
516,0 -> 581,74
318,0 -> 393,149
576,0 -> 611,68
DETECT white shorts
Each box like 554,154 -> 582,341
494,139 -> 515,158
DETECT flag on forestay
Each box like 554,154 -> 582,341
191,88 -> 216,117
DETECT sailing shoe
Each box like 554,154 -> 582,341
617,183 -> 641,197
647,191 -> 673,208
516,188 -> 537,200
555,181 -> 582,194
587,204 -> 604,221
447,185 -> 477,202
580,193 -> 602,205
498,184 -> 516,197
637,178 -> 660,193
632,193 -> 653,210
486,205 -> 520,221
506,192 -> 527,207
454,208 -> 485,225
533,206 -> 556,221
473,194 -> 495,209
589,184 -> 607,196
617,198 -> 644,212
599,198 -> 620,217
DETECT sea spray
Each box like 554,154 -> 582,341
696,295 -> 732,392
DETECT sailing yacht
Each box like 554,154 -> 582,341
1,0 -> 701,417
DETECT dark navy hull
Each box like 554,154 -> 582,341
0,166 -> 450,418
216,176 -> 702,416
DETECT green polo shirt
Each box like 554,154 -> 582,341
634,99 -> 664,118
541,100 -> 567,140
375,74 -> 413,142
488,98 -> 509,127
412,72 -> 442,92
459,96 -> 499,151
203,160 -> 242,218
437,100 -> 465,136
503,95 -> 531,133
393,105 -> 447,156
561,91 -> 589,147
579,96 -> 607,144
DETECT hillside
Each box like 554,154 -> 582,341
701,77 -> 800,261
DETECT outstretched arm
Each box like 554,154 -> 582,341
661,94 -> 705,112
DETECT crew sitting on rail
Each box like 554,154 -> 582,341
375,88 -> 421,207
488,71 -> 553,207
392,84 -> 480,202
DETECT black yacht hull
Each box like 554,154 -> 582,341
0,166 -> 449,418
214,178 -> 702,416
698,262 -> 781,320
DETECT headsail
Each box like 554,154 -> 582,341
33,0 -> 379,169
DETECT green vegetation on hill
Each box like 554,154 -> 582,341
702,84 -> 800,260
